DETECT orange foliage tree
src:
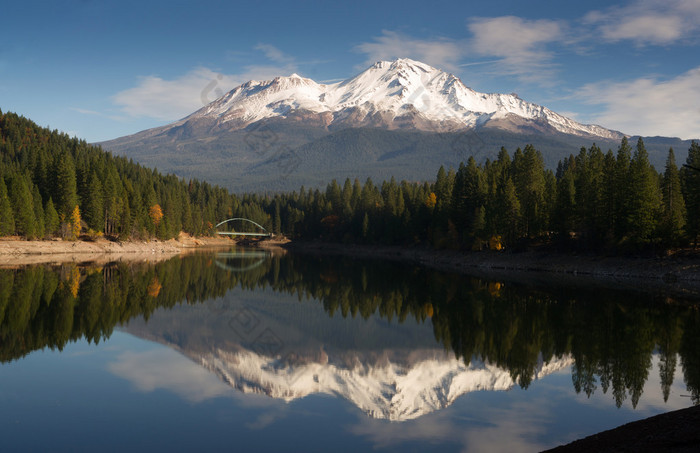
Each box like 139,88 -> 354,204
149,204 -> 164,227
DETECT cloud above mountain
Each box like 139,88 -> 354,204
578,66 -> 700,139
112,45 -> 298,121
583,0 -> 700,46
105,3 -> 700,140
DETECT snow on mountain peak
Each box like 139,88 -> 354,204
187,58 -> 622,140
196,347 -> 574,421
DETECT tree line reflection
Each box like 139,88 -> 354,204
1,251 -> 698,407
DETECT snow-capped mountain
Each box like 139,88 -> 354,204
101,58 -> 644,192
120,297 -> 573,422
194,347 -> 573,421
182,58 -> 621,139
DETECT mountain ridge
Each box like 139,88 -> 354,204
170,58 -> 623,140
99,58 -> 694,192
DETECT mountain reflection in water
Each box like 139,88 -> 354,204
1,249 -> 698,420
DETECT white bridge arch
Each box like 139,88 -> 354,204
214,218 -> 272,237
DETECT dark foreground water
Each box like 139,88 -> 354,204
0,249 -> 698,452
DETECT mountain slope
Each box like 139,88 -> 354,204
99,58 -> 692,192
122,297 -> 573,421
180,59 -> 622,139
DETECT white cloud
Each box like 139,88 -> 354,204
254,43 -> 294,64
354,30 -> 465,72
584,0 -> 700,45
578,66 -> 700,139
347,394 -> 555,452
466,16 -> 564,82
108,349 -> 232,402
112,67 -> 240,120
112,45 -> 298,121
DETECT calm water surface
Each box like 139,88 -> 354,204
0,249 -> 697,452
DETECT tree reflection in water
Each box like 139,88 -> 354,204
0,251 -> 698,407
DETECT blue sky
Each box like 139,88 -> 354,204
2,0 -> 699,142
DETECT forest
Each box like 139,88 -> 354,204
1,109 -> 699,251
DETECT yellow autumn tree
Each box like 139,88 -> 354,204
70,205 -> 81,241
68,266 -> 81,297
59,265 -> 81,297
425,192 -> 437,209
149,204 -> 164,227
147,276 -> 162,298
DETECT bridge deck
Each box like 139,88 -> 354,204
216,231 -> 272,237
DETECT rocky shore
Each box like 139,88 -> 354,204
0,234 -> 234,267
282,242 -> 700,300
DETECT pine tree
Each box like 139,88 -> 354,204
682,141 -> 700,244
32,184 -> 45,238
0,178 -> 15,236
555,157 -> 576,234
513,145 -> 545,236
434,166 -> 450,209
451,157 -> 486,244
575,145 -> 605,240
601,150 -> 617,240
615,137 -> 633,240
361,212 -> 369,240
660,148 -> 686,244
54,150 -> 78,220
496,177 -> 520,245
326,179 -> 342,215
83,171 -> 104,231
44,198 -> 59,237
542,170 -> 557,233
627,138 -> 661,242
273,199 -> 282,234
9,174 -> 36,239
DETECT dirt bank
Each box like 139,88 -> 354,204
0,234 -> 235,267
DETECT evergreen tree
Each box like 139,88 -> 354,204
9,174 -> 36,239
32,184 -> 45,238
44,198 -> 59,237
555,157 -> 577,234
513,145 -> 546,236
660,148 -> 686,243
542,170 -> 557,233
450,158 -> 486,244
326,179 -> 342,215
434,166 -> 451,209
601,150 -> 617,240
627,138 -> 661,242
682,141 -> 700,244
53,150 -> 78,220
83,171 -> 104,231
615,137 -> 633,240
273,199 -> 282,234
0,178 -> 15,236
496,177 -> 520,245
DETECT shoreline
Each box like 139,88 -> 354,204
0,234 -> 235,267
282,241 -> 700,299
3,236 -> 700,297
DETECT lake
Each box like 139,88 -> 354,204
0,249 -> 697,452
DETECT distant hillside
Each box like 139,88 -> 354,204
101,120 -> 694,193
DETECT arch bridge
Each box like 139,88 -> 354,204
215,250 -> 270,272
215,218 -> 272,237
